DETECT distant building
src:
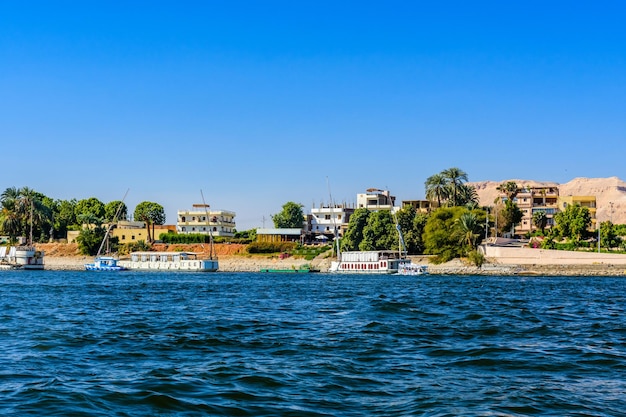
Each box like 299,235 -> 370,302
177,204 -> 236,237
401,199 -> 437,213
558,195 -> 597,230
357,188 -> 396,211
512,186 -> 559,234
307,203 -> 354,240
256,228 -> 302,243
497,185 -> 598,234
112,220 -> 175,243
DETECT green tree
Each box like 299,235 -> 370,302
54,199 -> 78,237
105,200 -> 128,222
455,211 -> 482,252
396,206 -> 428,254
532,210 -> 548,234
340,208 -> 370,251
423,207 -> 467,263
456,183 -> 479,207
501,200 -> 523,236
0,186 -> 51,243
76,225 -> 106,255
360,210 -> 396,251
600,221 -> 621,250
554,204 -> 591,242
271,202 -> 304,229
425,173 -> 448,207
134,201 -> 166,243
75,198 -> 106,223
496,181 -> 520,202
442,167 -> 469,206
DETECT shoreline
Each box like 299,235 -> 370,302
40,255 -> 626,276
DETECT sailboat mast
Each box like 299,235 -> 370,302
326,177 -> 340,259
96,189 -> 129,257
200,190 -> 215,260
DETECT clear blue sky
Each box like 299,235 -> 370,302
2,1 -> 624,230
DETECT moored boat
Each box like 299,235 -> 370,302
397,263 -> 428,275
0,246 -> 45,270
329,250 -> 410,274
85,256 -> 127,271
118,251 -> 218,272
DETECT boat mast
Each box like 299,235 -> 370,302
391,207 -> 407,258
97,189 -> 129,257
327,177 -> 340,260
200,190 -> 216,260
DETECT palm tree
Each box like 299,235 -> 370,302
456,211 -> 481,249
496,181 -> 519,203
0,187 -> 51,243
532,210 -> 548,234
425,173 -> 449,208
457,184 -> 479,207
442,167 -> 468,206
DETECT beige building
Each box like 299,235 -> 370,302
357,188 -> 396,211
513,186 -> 559,234
497,186 -> 598,235
177,204 -> 236,237
401,199 -> 437,213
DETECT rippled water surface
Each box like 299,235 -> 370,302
1,271 -> 626,416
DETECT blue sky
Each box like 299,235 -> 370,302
1,1 -> 624,230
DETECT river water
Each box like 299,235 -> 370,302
1,271 -> 625,416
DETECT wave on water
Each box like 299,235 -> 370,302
1,271 -> 626,416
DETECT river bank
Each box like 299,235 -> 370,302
40,255 -> 626,276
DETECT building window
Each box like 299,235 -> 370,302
325,215 -> 331,220
181,216 -> 186,222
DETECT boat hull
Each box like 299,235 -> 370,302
118,252 -> 218,272
329,250 -> 410,274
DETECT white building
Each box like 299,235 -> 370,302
309,204 -> 354,238
357,188 -> 396,211
177,204 -> 236,237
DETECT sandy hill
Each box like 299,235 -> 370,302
469,177 -> 626,224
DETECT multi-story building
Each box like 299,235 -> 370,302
357,188 -> 396,211
558,195 -> 597,229
177,204 -> 236,237
497,186 -> 598,235
512,186 -> 560,234
401,199 -> 437,213
308,204 -> 354,239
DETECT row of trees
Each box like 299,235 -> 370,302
0,187 -> 166,248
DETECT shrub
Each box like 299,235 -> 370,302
247,241 -> 298,254
467,250 -> 485,268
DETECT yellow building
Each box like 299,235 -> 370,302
558,196 -> 597,229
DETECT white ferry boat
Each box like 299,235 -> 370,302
329,250 -> 410,274
118,251 -> 218,272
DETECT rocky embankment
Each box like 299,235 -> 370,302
35,243 -> 626,276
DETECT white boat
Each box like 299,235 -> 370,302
397,263 -> 428,275
329,250 -> 411,274
118,251 -> 218,272
0,246 -> 44,270
85,256 -> 127,271
85,191 -> 128,272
